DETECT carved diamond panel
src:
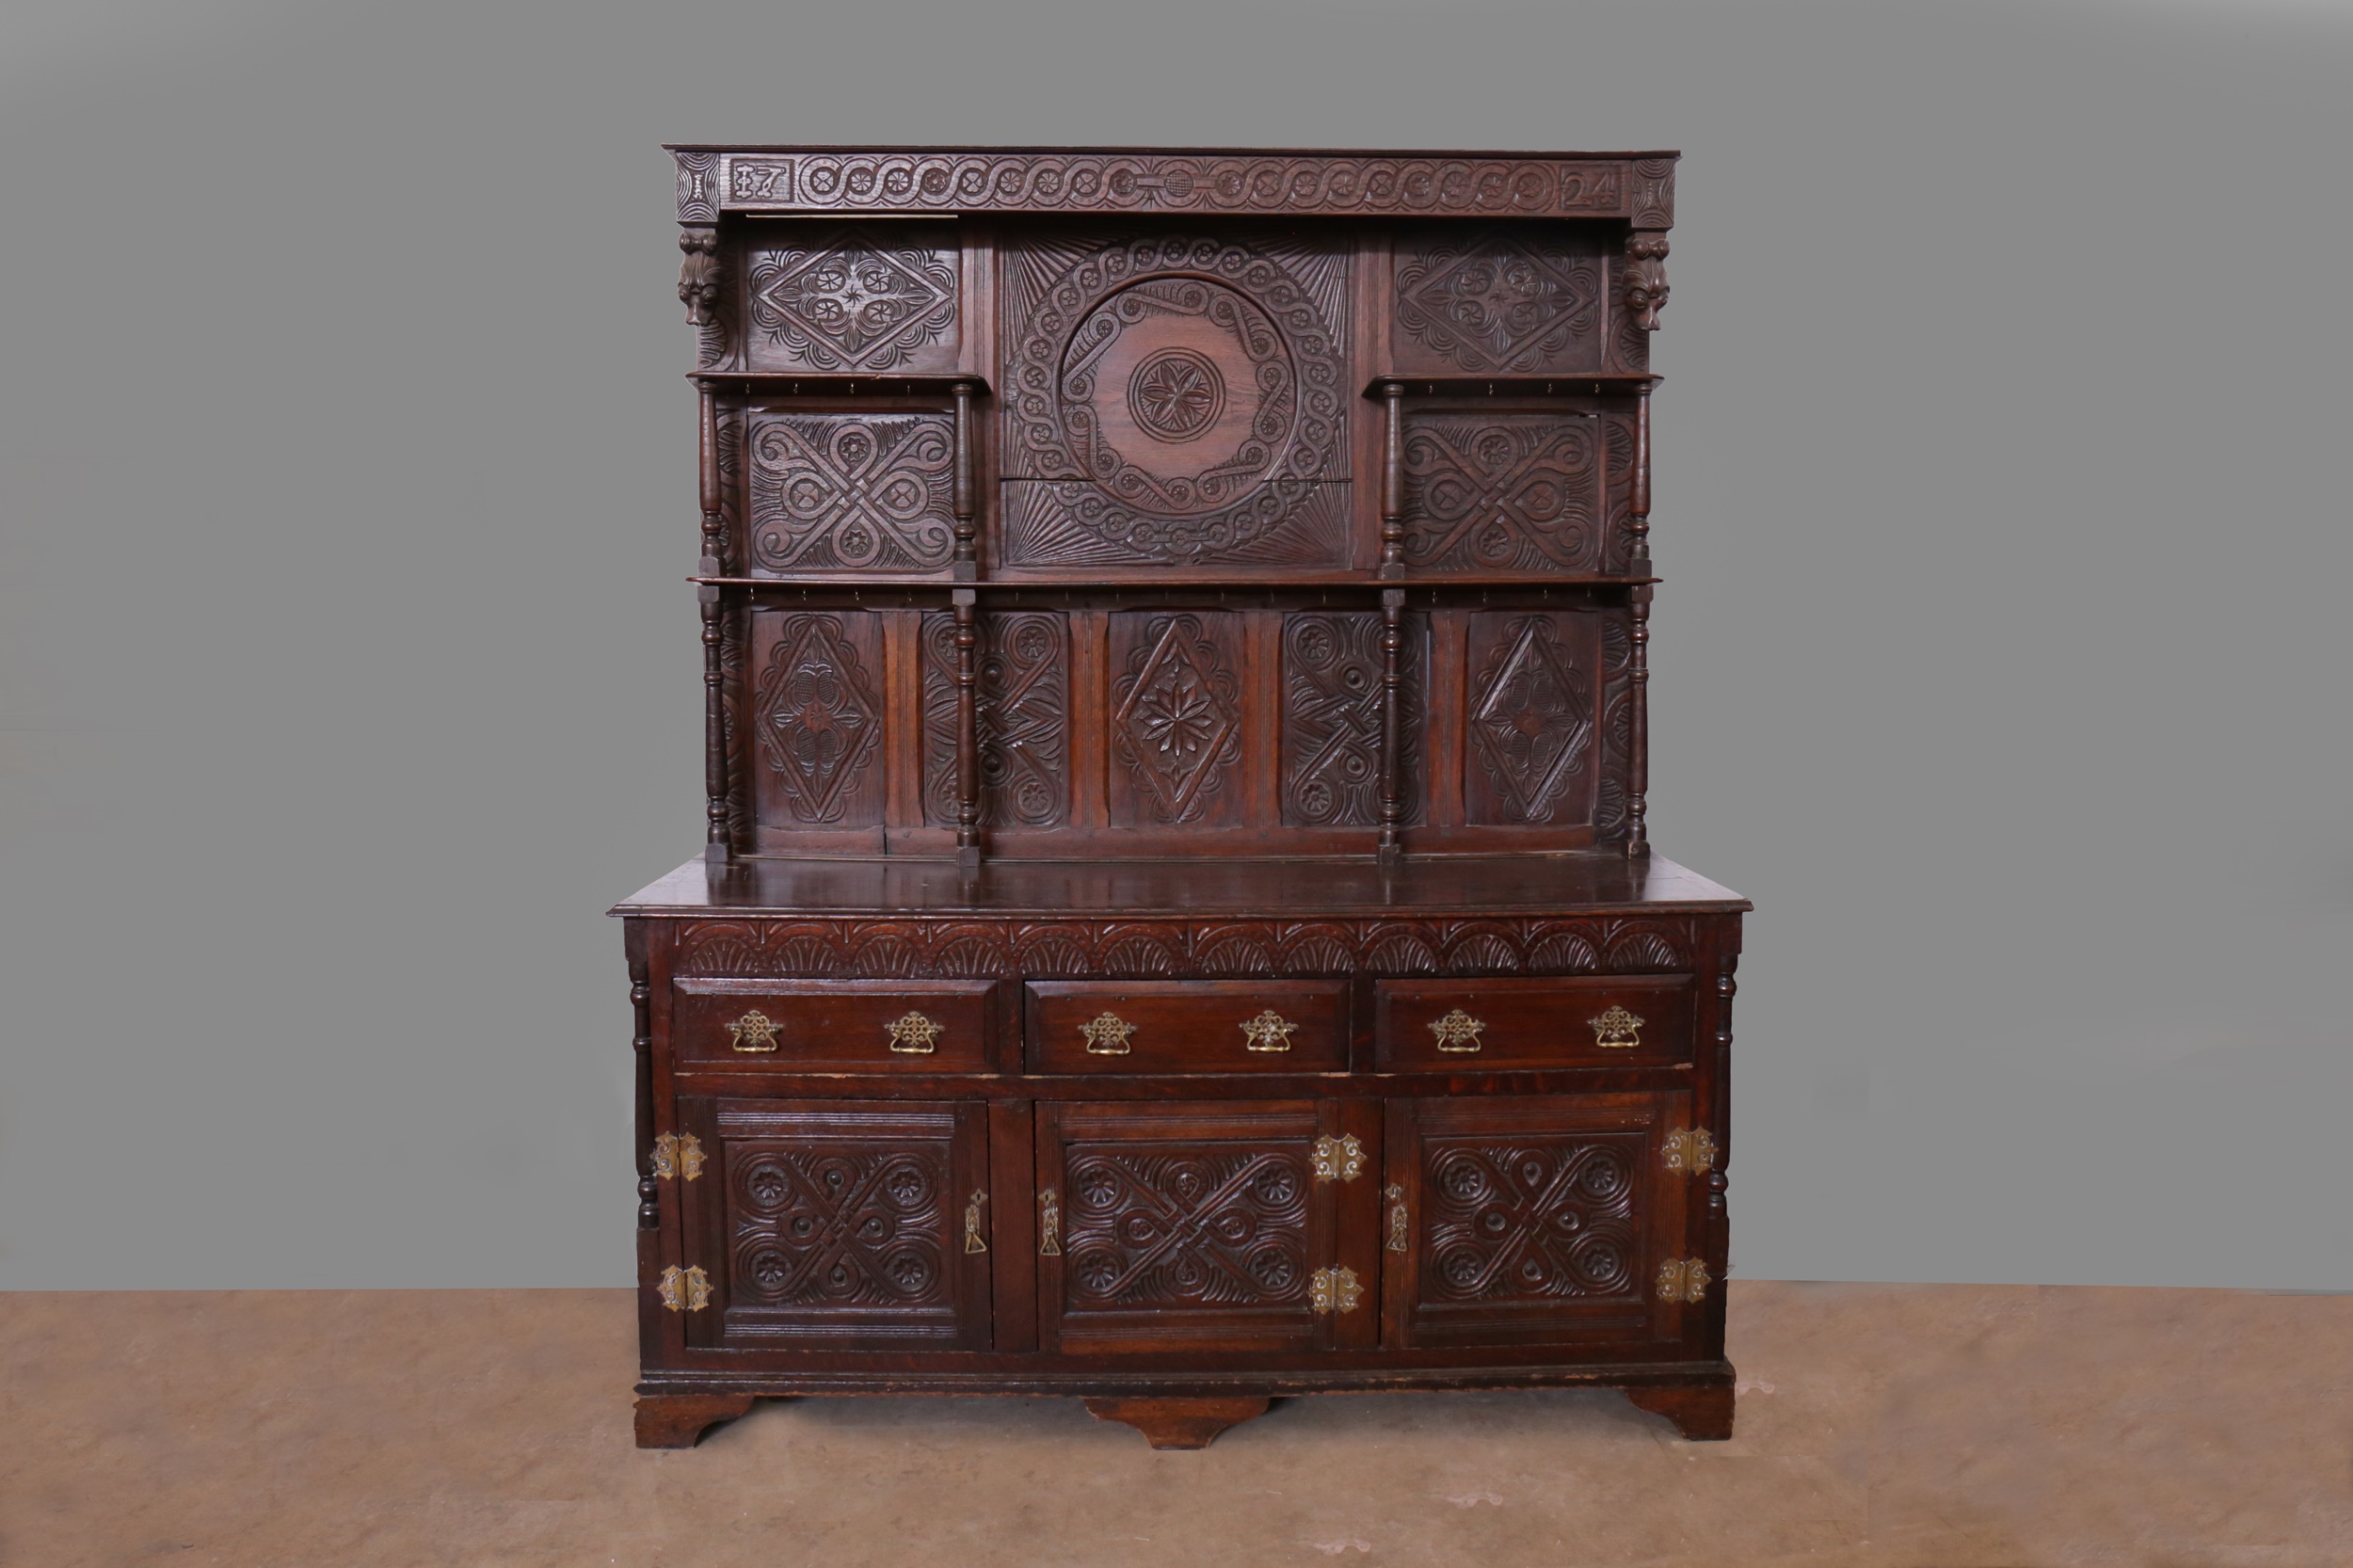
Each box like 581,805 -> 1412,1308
745,412 -> 955,573
1402,414 -> 1604,572
1280,612 -> 1423,827
751,612 -> 886,826
1063,1146 -> 1310,1309
920,610 -> 1070,827
1393,228 -> 1604,374
1422,1136 -> 1642,1304
998,232 -> 1349,569
1464,613 -> 1599,826
745,224 -> 959,373
1109,612 -> 1245,826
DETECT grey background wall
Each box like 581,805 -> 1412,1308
3,0 -> 2349,1291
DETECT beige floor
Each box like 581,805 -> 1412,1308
4,1283 -> 2347,1568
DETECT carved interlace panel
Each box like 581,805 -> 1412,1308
1393,229 -> 1604,374
1465,614 -> 1598,825
745,413 -> 955,573
999,232 -> 1348,568
673,915 -> 1702,981
1421,1136 -> 1642,1303
752,613 -> 885,824
745,226 -> 959,373
920,611 -> 1070,827
1280,612 -> 1422,826
1062,1147 -> 1310,1308
729,1144 -> 952,1307
1110,612 -> 1245,825
1402,414 -> 1604,572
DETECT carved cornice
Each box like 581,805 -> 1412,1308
668,149 -> 1677,223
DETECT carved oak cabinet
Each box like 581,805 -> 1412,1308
616,147 -> 1748,1450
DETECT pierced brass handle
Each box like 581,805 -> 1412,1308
727,1010 -> 780,1053
1309,1266 -> 1362,1315
1385,1184 -> 1410,1253
1429,1008 -> 1484,1053
964,1190 -> 988,1254
1590,1004 -> 1644,1049
1241,1009 -> 1297,1052
1080,1012 -> 1135,1055
1038,1188 -> 1062,1256
888,1011 -> 943,1054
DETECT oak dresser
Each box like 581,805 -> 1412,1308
616,146 -> 1749,1449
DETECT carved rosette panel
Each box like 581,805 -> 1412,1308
1062,1148 -> 1310,1309
744,225 -> 959,373
1421,1136 -> 1643,1304
744,412 -> 955,573
712,152 -> 1634,216
672,915 -> 1700,980
1402,414 -> 1603,572
1392,228 -> 1604,374
1109,612 -> 1246,825
1465,613 -> 1601,826
750,612 -> 886,826
729,1144 -> 952,1308
1280,611 -> 1423,826
920,611 -> 1070,827
1000,232 -> 1349,568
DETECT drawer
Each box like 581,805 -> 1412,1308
671,980 -> 997,1071
1025,980 -> 1349,1074
1374,976 -> 1694,1070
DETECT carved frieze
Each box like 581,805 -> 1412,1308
744,412 -> 955,573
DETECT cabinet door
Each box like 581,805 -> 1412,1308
1036,1100 -> 1380,1354
1381,1094 -> 1692,1351
677,1097 -> 993,1352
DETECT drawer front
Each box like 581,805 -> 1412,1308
1026,981 -> 1349,1074
1375,976 -> 1694,1070
673,980 -> 997,1072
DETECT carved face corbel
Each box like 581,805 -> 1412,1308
1622,234 -> 1670,331
679,227 -> 722,326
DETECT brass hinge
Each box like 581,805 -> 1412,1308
964,1190 -> 988,1254
1656,1257 -> 1711,1304
1662,1128 -> 1717,1174
1309,1266 -> 1363,1315
658,1264 -> 712,1312
1038,1188 -> 1061,1256
1385,1185 -> 1410,1253
650,1132 -> 704,1182
1311,1133 -> 1366,1182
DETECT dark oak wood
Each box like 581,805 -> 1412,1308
626,145 -> 1742,1449
1084,1395 -> 1273,1449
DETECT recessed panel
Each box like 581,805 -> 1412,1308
1390,226 -> 1606,375
1462,611 -> 1603,828
743,223 -> 961,374
747,609 -> 888,829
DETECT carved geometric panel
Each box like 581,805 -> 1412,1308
1280,612 -> 1424,827
1062,1144 -> 1311,1310
1108,611 -> 1246,827
744,412 -> 955,574
1421,1136 -> 1642,1305
920,610 -> 1070,828
1392,227 -> 1605,374
1463,612 -> 1601,827
1594,611 -> 1637,840
744,223 -> 960,374
998,231 -> 1350,568
1402,413 -> 1604,572
750,611 -> 887,828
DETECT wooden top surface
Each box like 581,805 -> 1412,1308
611,853 -> 1747,919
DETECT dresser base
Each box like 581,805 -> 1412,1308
633,1364 -> 1736,1448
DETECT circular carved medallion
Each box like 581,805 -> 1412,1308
1127,347 -> 1226,443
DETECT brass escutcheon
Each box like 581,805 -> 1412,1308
964,1190 -> 988,1254
1385,1184 -> 1410,1253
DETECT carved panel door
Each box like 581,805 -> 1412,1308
1035,1100 -> 1381,1354
1380,1094 -> 1694,1351
677,1097 -> 993,1351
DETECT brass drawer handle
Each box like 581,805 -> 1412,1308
887,1011 -> 943,1054
1080,1012 -> 1135,1055
1241,1009 -> 1297,1052
728,1011 -> 780,1052
1590,1005 -> 1645,1049
1429,1008 -> 1484,1053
